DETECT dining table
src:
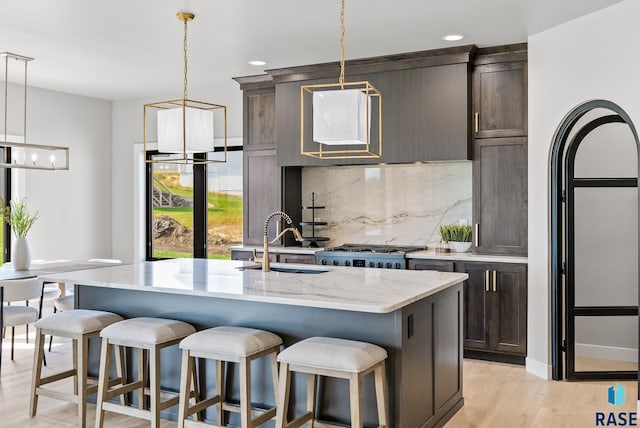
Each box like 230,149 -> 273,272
0,260 -> 125,296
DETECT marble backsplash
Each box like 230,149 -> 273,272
300,162 -> 472,247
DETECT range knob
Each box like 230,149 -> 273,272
345,260 -> 351,266
395,262 -> 402,269
377,262 -> 384,268
333,260 -> 339,266
369,261 -> 375,268
321,259 -> 327,265
386,262 -> 392,269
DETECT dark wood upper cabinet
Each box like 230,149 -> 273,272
471,44 -> 528,256
243,148 -> 280,245
473,59 -> 527,138
473,137 -> 528,256
233,77 -> 280,246
245,89 -> 276,148
276,63 -> 472,166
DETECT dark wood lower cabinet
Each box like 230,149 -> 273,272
407,259 -> 454,272
456,261 -> 527,364
411,258 -> 527,364
230,249 -> 315,264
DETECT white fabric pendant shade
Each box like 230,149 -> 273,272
157,106 -> 215,154
312,89 -> 370,145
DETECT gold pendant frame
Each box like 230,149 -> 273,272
300,80 -> 382,160
143,98 -> 227,165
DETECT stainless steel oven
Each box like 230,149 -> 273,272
315,244 -> 424,269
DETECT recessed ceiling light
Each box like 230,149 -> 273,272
248,60 -> 266,66
442,34 -> 465,42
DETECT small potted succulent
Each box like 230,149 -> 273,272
438,224 -> 472,253
1,197 -> 39,270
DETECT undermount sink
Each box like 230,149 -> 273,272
269,266 -> 328,274
237,264 -> 328,274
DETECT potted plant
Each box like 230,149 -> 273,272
1,197 -> 39,270
438,224 -> 472,253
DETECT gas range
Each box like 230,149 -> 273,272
315,244 -> 425,269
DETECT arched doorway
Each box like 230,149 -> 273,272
550,100 -> 639,380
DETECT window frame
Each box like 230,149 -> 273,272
145,145 -> 243,261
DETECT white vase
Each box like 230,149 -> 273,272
449,241 -> 472,253
12,237 -> 31,271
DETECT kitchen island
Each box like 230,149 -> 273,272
42,258 -> 468,428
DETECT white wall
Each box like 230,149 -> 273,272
528,0 -> 640,377
1,84 -> 113,260
110,81 -> 244,262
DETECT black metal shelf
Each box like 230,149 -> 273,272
300,237 -> 330,242
300,192 -> 328,248
299,221 -> 328,226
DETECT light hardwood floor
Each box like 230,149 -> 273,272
1,325 -> 637,428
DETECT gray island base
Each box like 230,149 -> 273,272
43,259 -> 467,428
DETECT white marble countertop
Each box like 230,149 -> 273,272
40,258 -> 468,314
407,250 -> 528,264
228,246 -> 323,255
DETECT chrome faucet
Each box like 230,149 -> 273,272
262,211 -> 303,272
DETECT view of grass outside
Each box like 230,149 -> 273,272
151,153 -> 242,259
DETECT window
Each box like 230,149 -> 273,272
145,144 -> 242,260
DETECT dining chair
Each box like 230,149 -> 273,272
0,278 -> 43,372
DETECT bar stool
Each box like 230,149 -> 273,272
275,337 -> 388,428
47,294 -> 74,352
177,326 -> 282,428
29,309 -> 125,428
95,317 -> 197,428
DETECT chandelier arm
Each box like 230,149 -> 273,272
339,0 -> 345,89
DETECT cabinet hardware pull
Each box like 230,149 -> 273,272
485,270 -> 489,292
474,223 -> 479,247
474,112 -> 479,133
493,270 -> 497,292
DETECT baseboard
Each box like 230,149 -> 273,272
575,342 -> 638,363
526,357 -> 552,379
464,349 -> 525,365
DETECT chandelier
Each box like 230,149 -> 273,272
144,12 -> 227,164
300,0 -> 382,159
0,52 -> 69,170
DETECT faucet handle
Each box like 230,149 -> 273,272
251,248 -> 263,263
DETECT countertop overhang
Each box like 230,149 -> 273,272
41,258 -> 468,314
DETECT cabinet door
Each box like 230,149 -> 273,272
473,61 -> 527,138
231,250 -> 253,261
491,264 -> 527,355
278,253 -> 316,264
408,259 -> 454,272
276,63 -> 470,166
455,262 -> 492,351
473,137 -> 527,255
243,149 -> 280,245
244,88 -> 275,148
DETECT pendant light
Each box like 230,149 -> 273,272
144,12 -> 227,164
300,0 -> 382,159
0,52 -> 69,170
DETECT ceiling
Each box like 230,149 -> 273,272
0,0 -> 622,101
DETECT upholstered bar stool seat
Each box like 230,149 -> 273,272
275,337 -> 388,428
95,317 -> 197,428
30,309 -> 125,428
54,294 -> 75,312
178,326 -> 282,428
